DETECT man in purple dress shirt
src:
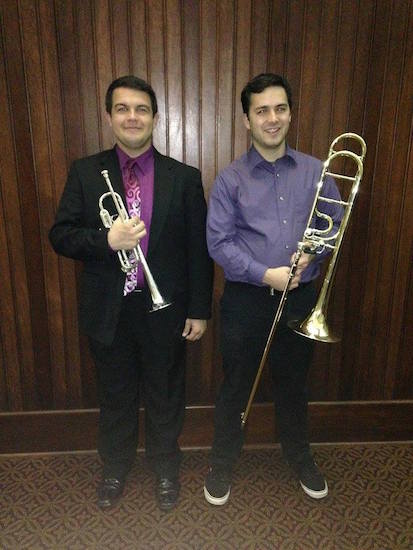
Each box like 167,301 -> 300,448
204,73 -> 342,505
50,76 -> 213,511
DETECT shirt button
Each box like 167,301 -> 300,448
283,219 -> 287,224
276,173 -> 280,177
285,245 -> 289,249
280,196 -> 284,201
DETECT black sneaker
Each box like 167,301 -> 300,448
292,456 -> 328,499
204,466 -> 231,505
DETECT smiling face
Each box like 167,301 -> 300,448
106,87 -> 158,157
243,85 -> 291,162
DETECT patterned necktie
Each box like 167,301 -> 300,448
123,161 -> 141,295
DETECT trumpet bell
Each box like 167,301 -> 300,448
288,309 -> 340,343
150,299 -> 172,313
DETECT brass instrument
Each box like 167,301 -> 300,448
240,133 -> 366,428
99,169 -> 171,312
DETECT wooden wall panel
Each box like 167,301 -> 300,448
130,0 -> 148,80
233,0 -> 251,160
20,0 -> 64,408
0,5 -> 23,411
165,0 -> 183,162
0,0 -> 412,450
200,0 -> 217,194
1,0 -> 37,410
216,0 -> 235,175
78,1 -> 101,156
355,0 -> 412,400
380,3 -> 412,398
332,1 -> 375,401
182,0 -> 200,168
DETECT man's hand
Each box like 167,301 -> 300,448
107,216 -> 146,251
182,319 -> 207,342
263,250 -> 315,292
292,251 -> 314,277
262,266 -> 300,291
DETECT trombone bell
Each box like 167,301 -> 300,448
288,309 -> 340,343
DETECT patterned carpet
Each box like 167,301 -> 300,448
1,444 -> 413,550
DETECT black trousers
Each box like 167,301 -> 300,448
89,292 -> 186,480
210,281 -> 317,469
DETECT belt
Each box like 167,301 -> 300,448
225,280 -> 311,296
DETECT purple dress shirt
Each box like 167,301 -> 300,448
116,145 -> 154,289
206,145 -> 343,286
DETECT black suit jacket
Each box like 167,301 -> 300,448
49,147 -> 213,345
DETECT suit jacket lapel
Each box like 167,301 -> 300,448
148,151 -> 174,255
97,147 -> 125,201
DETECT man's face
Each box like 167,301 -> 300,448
106,87 -> 158,157
243,86 -> 291,161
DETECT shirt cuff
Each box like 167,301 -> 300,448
248,260 -> 269,286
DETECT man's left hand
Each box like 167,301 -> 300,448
291,251 -> 315,277
182,319 -> 207,341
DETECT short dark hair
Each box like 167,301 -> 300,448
241,73 -> 292,116
105,75 -> 158,115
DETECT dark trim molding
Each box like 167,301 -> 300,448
1,401 -> 412,454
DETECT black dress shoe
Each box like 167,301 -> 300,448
97,478 -> 124,510
156,476 -> 180,511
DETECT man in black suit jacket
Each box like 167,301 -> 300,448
49,75 -> 213,511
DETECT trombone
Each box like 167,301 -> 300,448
240,133 -> 366,428
99,169 -> 171,312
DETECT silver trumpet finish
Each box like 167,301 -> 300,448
99,169 -> 171,312
240,133 -> 366,428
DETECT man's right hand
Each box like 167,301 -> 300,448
107,216 -> 146,251
262,266 -> 300,292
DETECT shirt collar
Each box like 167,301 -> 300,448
247,144 -> 297,170
116,144 -> 154,174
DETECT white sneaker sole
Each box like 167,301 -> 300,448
204,485 -> 230,505
300,480 -> 328,499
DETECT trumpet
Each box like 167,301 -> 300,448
240,133 -> 366,428
99,169 -> 171,312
